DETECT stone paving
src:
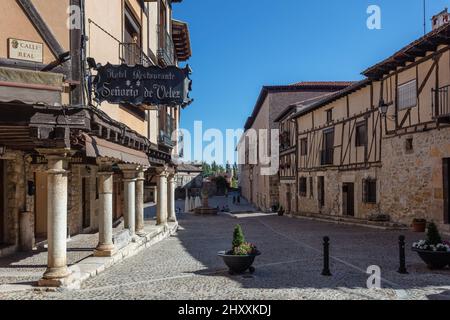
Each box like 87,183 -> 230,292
0,207 -> 449,300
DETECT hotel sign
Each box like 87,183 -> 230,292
93,64 -> 193,108
8,38 -> 43,63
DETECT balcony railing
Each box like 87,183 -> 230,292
432,85 -> 450,121
159,130 -> 175,148
320,148 -> 334,166
157,25 -> 175,66
119,43 -> 152,67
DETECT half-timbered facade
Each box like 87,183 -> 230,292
290,22 -> 450,233
239,82 -> 352,212
0,0 -> 191,286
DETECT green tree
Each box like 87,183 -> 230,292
232,224 -> 245,248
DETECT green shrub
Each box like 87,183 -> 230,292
232,224 -> 245,248
426,222 -> 442,245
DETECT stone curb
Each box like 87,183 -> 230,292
292,215 -> 409,230
0,222 -> 178,293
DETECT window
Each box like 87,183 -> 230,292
363,178 -> 377,204
321,129 -> 334,165
326,109 -> 333,123
309,177 -> 314,198
398,80 -> 417,110
405,137 -> 413,153
355,122 -> 367,147
299,177 -> 307,197
300,138 -> 308,156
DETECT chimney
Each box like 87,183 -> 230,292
432,8 -> 450,30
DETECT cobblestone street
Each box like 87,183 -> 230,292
0,212 -> 449,300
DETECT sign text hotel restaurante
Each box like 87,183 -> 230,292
93,63 -> 193,108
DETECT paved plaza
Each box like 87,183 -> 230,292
0,206 -> 449,300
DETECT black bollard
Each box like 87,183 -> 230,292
321,236 -> 332,276
398,235 -> 408,274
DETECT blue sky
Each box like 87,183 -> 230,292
173,0 -> 449,163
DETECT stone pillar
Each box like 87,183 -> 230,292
135,167 -> 146,235
94,165 -> 115,257
167,173 -> 177,222
38,150 -> 71,287
156,169 -> 168,226
119,165 -> 138,237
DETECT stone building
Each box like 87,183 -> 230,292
174,162 -> 203,199
0,0 -> 191,286
238,82 -> 352,212
281,22 -> 450,233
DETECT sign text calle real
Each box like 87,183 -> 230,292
93,63 -> 193,108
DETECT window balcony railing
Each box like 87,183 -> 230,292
159,130 -> 175,148
432,85 -> 450,121
320,148 -> 334,166
157,25 -> 175,66
119,43 -> 152,67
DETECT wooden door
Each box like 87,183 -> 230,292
444,159 -> 449,224
0,160 -> 4,244
35,172 -> 48,240
343,183 -> 355,217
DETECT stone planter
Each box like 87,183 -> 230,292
218,251 -> 261,275
412,248 -> 450,270
412,220 -> 427,233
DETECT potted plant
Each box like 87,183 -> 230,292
218,224 -> 261,275
412,218 -> 427,232
412,222 -> 450,269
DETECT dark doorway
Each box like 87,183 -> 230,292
318,176 -> 325,208
35,171 -> 48,241
0,160 -> 4,244
444,158 -> 450,224
286,185 -> 292,214
82,178 -> 91,229
342,183 -> 355,217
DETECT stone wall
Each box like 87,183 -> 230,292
296,168 -> 381,219
3,152 -> 26,246
380,128 -> 450,233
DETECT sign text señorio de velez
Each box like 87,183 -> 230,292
93,63 -> 193,108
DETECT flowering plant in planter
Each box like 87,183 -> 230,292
218,224 -> 261,274
412,222 -> 450,269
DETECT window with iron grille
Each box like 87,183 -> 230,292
299,177 -> 307,197
398,80 -> 417,110
355,121 -> 367,147
300,138 -> 308,156
362,178 -> 377,204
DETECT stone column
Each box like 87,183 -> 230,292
38,150 -> 71,287
119,165 -> 138,237
94,163 -> 115,257
135,167 -> 146,235
167,173 -> 177,222
156,169 -> 168,226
